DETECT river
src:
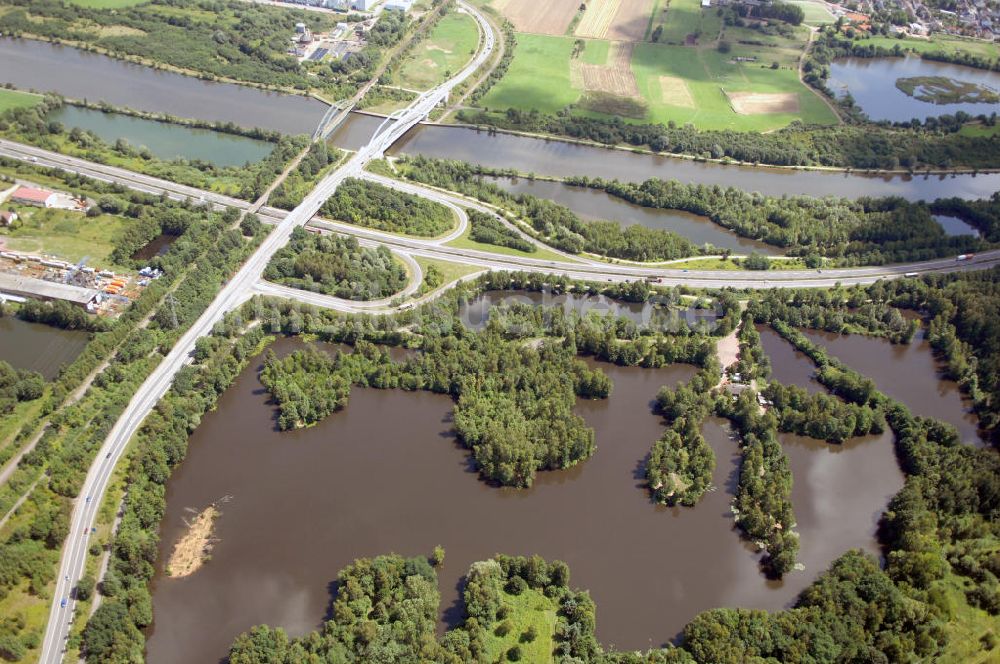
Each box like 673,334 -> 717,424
327,114 -> 1000,200
828,56 -> 1000,123
0,316 -> 89,380
48,106 -> 274,167
0,38 -> 326,135
145,337 -> 902,662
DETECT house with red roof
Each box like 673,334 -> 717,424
10,186 -> 57,208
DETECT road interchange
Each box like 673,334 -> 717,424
12,3 -> 995,656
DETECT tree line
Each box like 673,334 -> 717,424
455,107 -> 1000,170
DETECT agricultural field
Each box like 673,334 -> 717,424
632,42 -> 837,129
489,0 -> 580,35
788,0 -> 834,26
575,0 -> 653,42
650,0 -> 722,45
480,29 -> 838,130
396,11 -> 480,91
480,33 -> 592,113
0,89 -> 42,113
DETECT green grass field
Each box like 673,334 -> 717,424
654,0 -> 722,45
789,0 -> 835,25
480,29 -> 837,131
631,42 -> 838,130
958,122 -> 1000,137
480,33 -> 585,113
1,207 -> 134,268
481,588 -> 558,663
414,257 -> 482,296
396,11 -> 480,91
857,34 -> 1000,61
0,89 -> 42,114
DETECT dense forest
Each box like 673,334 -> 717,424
321,178 -> 455,237
264,227 -> 408,300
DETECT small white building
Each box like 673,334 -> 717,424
351,0 -> 376,10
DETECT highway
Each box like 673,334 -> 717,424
37,2 -> 495,660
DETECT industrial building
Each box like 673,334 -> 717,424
10,186 -> 58,208
0,272 -> 98,308
384,0 -> 413,10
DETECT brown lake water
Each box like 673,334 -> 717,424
488,177 -> 779,255
146,337 -> 902,662
0,316 -> 89,380
759,323 -> 983,446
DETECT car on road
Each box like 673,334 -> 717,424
60,598 -> 67,608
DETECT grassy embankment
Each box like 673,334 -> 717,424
396,11 -> 480,91
445,224 -> 572,262
0,89 -> 43,114
0,207 -> 135,270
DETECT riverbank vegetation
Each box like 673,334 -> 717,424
0,0 -> 414,100
258,333 -> 607,487
895,76 -> 1000,105
321,177 -> 456,237
0,361 -> 44,415
392,156 -> 995,264
456,105 -> 1000,170
264,228 -> 408,301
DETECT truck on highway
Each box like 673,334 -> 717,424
904,272 -> 918,278
957,254 -> 975,261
